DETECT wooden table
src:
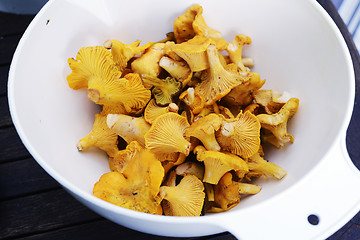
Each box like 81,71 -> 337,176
1,0 -> 360,239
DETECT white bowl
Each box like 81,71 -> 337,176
8,0 -> 360,239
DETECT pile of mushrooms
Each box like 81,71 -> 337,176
67,4 -> 299,216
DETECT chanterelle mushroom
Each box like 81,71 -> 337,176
173,4 -> 201,43
194,45 -> 251,106
216,111 -> 261,158
109,141 -> 142,173
87,72 -> 151,115
193,145 -> 249,184
245,150 -> 287,180
144,99 -> 178,125
145,112 -> 191,156
159,56 -> 193,88
93,147 -> 164,214
185,113 -> 222,151
131,43 -> 165,78
67,46 -> 115,90
256,98 -> 299,147
159,175 -> 205,216
221,72 -> 265,107
226,34 -> 252,72
103,39 -> 153,72
77,113 -> 119,158
107,114 -> 151,147
141,75 -> 182,106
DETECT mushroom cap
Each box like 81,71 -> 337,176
246,150 -> 287,180
107,113 -> 151,147
194,45 -> 250,106
144,99 -> 176,125
253,89 -> 291,114
131,43 -> 165,78
193,145 -> 248,184
145,112 -> 191,156
221,72 -> 265,107
67,46 -> 115,90
226,34 -> 252,72
159,175 -> 205,216
216,111 -> 261,158
185,113 -> 222,151
109,140 -> 142,173
159,56 -> 193,87
77,113 -> 119,157
88,72 -> 151,115
256,98 -> 299,147
213,172 -> 240,211
104,39 -> 153,72
93,148 -> 164,214
141,75 -> 182,106
173,4 -> 202,43
175,161 -> 205,180
170,38 -> 211,72
179,87 -> 205,115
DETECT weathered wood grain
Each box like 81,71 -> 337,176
0,189 -> 101,239
0,64 -> 9,96
0,157 -> 59,200
0,95 -> 12,127
0,126 -> 30,162
0,12 -> 34,36
0,34 -> 22,65
13,219 -> 236,240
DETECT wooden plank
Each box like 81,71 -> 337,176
0,12 -> 34,36
0,126 -> 30,162
0,95 -> 12,127
14,219 -> 236,240
0,188 -> 101,239
0,34 -> 22,65
0,157 -> 59,200
0,64 -> 9,96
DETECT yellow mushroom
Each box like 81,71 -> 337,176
106,113 -> 151,147
144,112 -> 191,156
67,46 -> 115,90
159,175 -> 205,216
175,161 -> 205,180
131,43 -> 165,78
141,75 -> 182,106
103,39 -> 153,72
169,37 -> 211,72
109,141 -> 142,173
256,98 -> 299,147
173,4 -> 201,43
216,111 -> 261,158
218,105 -> 235,119
159,56 -> 193,88
194,45 -> 250,106
226,34 -> 252,72
77,113 -> 119,158
161,153 -> 187,177
246,150 -> 287,180
144,99 -> 178,125
185,113 -> 222,151
221,72 -> 265,107
87,72 -> 151,115
212,172 -> 240,211
179,87 -> 205,115
210,172 -> 261,212
193,146 -> 249,184
253,89 -> 291,114
93,147 -> 164,214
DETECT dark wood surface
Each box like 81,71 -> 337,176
1,1 -> 360,239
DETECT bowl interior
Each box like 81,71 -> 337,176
9,0 -> 354,216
